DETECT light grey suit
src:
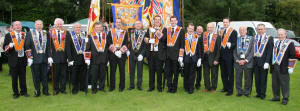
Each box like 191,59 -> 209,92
233,35 -> 254,95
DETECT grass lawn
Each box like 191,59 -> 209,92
0,61 -> 299,111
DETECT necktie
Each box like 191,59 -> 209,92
39,31 -> 42,44
77,34 -> 82,45
171,28 -> 175,36
17,33 -> 21,44
258,35 -> 262,46
57,30 -> 61,43
222,29 -> 227,39
98,33 -> 101,43
242,38 -> 245,48
276,41 -> 281,56
189,35 -> 192,47
208,33 -> 211,47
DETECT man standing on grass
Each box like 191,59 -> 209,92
201,22 -> 221,93
270,28 -> 296,105
66,23 -> 88,94
165,16 -> 185,93
48,18 -> 70,95
85,22 -> 111,94
127,20 -> 147,91
144,15 -> 167,92
108,18 -> 129,92
219,18 -> 237,96
3,21 -> 30,99
183,22 -> 201,94
195,25 -> 203,90
233,26 -> 254,97
25,20 -> 50,97
253,24 -> 274,100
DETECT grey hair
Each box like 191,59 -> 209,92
35,20 -> 43,24
257,23 -> 265,28
94,22 -> 104,27
54,18 -> 64,25
277,28 -> 287,35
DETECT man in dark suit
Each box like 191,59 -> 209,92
127,21 -> 147,91
165,16 -> 185,93
201,22 -> 221,93
195,25 -> 203,90
25,20 -> 50,97
233,26 -> 254,97
270,28 -> 296,105
108,18 -> 129,92
144,15 -> 167,92
183,23 -> 201,94
3,21 -> 30,99
253,24 -> 274,99
219,18 -> 237,96
66,23 -> 88,94
85,22 -> 111,94
48,18 -> 70,95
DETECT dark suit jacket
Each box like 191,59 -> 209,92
3,32 -> 27,67
25,30 -> 49,64
65,31 -> 86,65
183,34 -> 201,63
85,33 -> 112,65
271,41 -> 296,74
144,28 -> 167,61
107,29 -> 128,61
127,28 -> 147,61
233,35 -> 254,69
166,27 -> 185,61
201,32 -> 221,67
220,29 -> 237,60
47,30 -> 70,64
254,35 -> 274,67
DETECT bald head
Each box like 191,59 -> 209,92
13,21 -> 22,32
54,18 -> 64,30
278,28 -> 287,41
206,22 -> 215,33
239,26 -> 247,37
73,23 -> 82,34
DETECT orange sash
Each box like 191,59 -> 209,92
204,32 -> 217,53
111,28 -> 125,49
10,31 -> 25,51
91,32 -> 106,52
167,27 -> 181,46
50,29 -> 66,51
185,33 -> 198,55
221,27 -> 233,48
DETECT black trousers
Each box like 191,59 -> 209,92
254,65 -> 268,98
148,52 -> 163,90
53,63 -> 67,92
10,59 -> 27,95
166,58 -> 179,90
109,58 -> 126,90
203,62 -> 219,90
129,58 -> 143,88
71,64 -> 87,92
235,67 -> 253,95
220,58 -> 234,93
31,63 -> 48,94
91,63 -> 106,91
272,65 -> 290,100
183,60 -> 196,91
195,66 -> 202,88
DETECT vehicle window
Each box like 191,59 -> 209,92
247,27 -> 256,36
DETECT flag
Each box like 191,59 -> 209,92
111,3 -> 143,29
150,0 -> 180,27
87,0 -> 101,35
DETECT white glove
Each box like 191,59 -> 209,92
263,63 -> 269,69
27,58 -> 33,66
85,38 -> 89,42
9,43 -> 14,48
85,60 -> 90,66
178,57 -> 183,63
126,51 -> 130,57
197,59 -> 202,67
114,50 -> 122,58
288,68 -> 294,74
68,61 -> 74,66
150,28 -> 156,33
137,55 -> 143,61
48,57 -> 53,66
226,42 -> 231,48
149,39 -> 155,44
180,62 -> 184,67
107,61 -> 110,67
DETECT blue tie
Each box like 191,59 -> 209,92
39,32 -> 42,44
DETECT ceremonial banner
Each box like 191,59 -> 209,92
111,3 -> 143,29
87,0 -> 101,35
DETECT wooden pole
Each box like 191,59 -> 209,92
182,0 -> 185,28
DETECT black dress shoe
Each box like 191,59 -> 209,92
244,94 -> 250,97
61,91 -> 67,94
171,89 -> 177,93
72,90 -> 78,94
99,89 -> 106,92
167,89 -> 172,93
34,91 -> 40,97
13,94 -> 20,99
219,89 -> 227,93
282,99 -> 288,105
147,88 -> 154,92
43,92 -> 50,96
54,91 -> 60,95
225,92 -> 233,96
137,87 -> 142,91
270,98 -> 280,101
255,95 -> 260,98
157,89 -> 163,92
109,88 -> 115,92
260,96 -> 266,100
21,93 -> 30,97
195,86 -> 200,90
127,87 -> 134,90
188,89 -> 194,94
119,88 -> 124,92
92,90 -> 97,94
236,94 -> 243,97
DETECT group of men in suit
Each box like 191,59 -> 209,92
4,17 -> 296,105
